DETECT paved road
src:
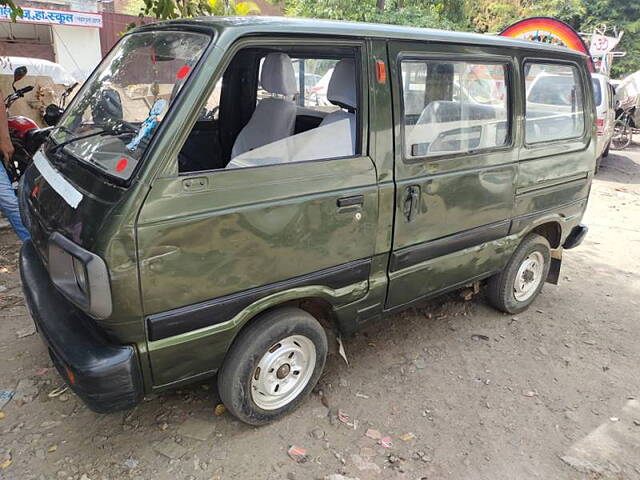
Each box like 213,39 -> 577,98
0,147 -> 639,480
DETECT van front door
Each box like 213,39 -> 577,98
137,43 -> 378,387
386,42 -> 519,309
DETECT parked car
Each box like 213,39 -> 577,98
591,73 -> 615,171
19,17 -> 595,426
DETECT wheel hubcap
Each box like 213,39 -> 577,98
251,335 -> 316,410
513,251 -> 544,302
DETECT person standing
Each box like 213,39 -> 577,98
0,96 -> 29,242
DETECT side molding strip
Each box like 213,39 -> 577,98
146,258 -> 372,341
390,220 -> 511,273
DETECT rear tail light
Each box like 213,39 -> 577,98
596,118 -> 605,135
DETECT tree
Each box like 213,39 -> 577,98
469,0 -> 638,77
139,0 -> 260,20
282,0 -> 467,30
1,0 -> 22,21
579,0 -> 640,77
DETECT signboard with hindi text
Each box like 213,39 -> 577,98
0,6 -> 102,28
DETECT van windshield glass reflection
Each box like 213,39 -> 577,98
49,31 -> 210,180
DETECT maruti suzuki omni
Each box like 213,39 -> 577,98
20,17 -> 594,425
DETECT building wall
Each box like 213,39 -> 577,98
0,41 -> 55,60
51,25 -> 102,80
100,12 -> 155,57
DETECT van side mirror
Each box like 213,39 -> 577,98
44,104 -> 64,126
91,89 -> 123,125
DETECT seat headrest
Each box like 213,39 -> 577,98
417,100 -> 498,125
328,58 -> 357,111
261,52 -> 297,96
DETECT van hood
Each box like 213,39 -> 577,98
20,150 -> 127,264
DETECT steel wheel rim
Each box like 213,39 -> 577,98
513,251 -> 545,302
251,335 -> 316,410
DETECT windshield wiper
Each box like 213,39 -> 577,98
48,124 -> 135,156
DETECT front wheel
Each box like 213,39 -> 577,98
218,307 -> 328,425
487,233 -> 551,314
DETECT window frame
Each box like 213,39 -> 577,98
397,53 -> 515,164
522,58 -> 589,148
176,37 -> 368,176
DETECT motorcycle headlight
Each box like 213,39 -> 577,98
48,232 -> 112,319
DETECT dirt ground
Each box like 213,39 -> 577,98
1,147 -> 640,480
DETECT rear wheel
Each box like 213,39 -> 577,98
218,307 -> 327,425
603,141 -> 610,158
612,120 -> 632,150
487,233 -> 551,314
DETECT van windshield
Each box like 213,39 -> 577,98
49,30 -> 210,180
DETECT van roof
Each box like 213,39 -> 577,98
147,16 -> 588,58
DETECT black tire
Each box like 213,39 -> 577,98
603,141 -> 610,158
595,155 -> 602,174
218,306 -> 328,426
487,233 -> 551,314
612,120 -> 632,150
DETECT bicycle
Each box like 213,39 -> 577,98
611,102 -> 636,150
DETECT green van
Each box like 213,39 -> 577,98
19,17 -> 594,425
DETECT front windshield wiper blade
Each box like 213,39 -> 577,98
48,124 -> 135,156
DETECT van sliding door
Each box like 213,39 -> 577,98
386,41 -> 519,309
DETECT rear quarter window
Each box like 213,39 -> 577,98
525,63 -> 585,144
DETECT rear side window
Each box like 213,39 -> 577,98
400,59 -> 509,159
525,63 -> 585,143
592,77 -> 602,106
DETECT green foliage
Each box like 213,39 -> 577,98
468,0 -> 639,77
283,0 -> 465,30
0,0 -> 22,21
579,0 -> 640,77
139,0 -> 260,20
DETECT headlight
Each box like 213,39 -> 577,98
47,232 -> 112,319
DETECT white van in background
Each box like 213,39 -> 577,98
592,73 -> 615,172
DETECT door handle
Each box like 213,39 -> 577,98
337,195 -> 364,208
403,185 -> 420,222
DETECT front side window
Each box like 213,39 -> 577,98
179,47 -> 360,173
50,30 -> 211,180
401,59 -> 509,159
525,63 -> 585,144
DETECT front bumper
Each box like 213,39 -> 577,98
20,240 -> 143,413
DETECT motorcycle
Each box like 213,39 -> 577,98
4,66 -> 51,186
612,97 -> 636,150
